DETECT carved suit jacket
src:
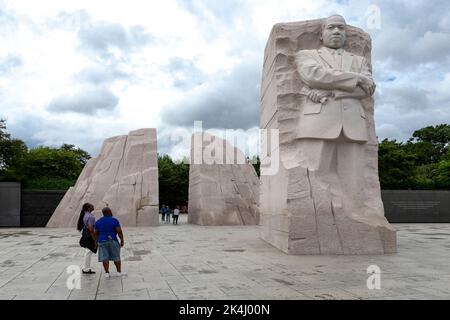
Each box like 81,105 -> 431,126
294,47 -> 373,142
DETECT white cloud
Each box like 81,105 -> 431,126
1,0 -> 449,160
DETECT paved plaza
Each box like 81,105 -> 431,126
0,214 -> 449,300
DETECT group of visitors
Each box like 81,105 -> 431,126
76,202 -> 182,277
77,203 -> 125,278
160,204 -> 180,225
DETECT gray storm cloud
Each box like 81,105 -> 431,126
161,56 -> 261,130
0,54 -> 22,75
164,57 -> 206,89
47,86 -> 119,115
77,21 -> 153,60
2,0 -> 450,159
74,65 -> 130,85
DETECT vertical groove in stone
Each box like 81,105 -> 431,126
307,168 -> 321,254
114,135 -> 128,185
330,201 -> 344,253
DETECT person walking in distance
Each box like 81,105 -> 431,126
173,206 -> 180,225
160,205 -> 166,223
166,205 -> 170,222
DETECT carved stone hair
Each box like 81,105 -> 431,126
321,14 -> 347,30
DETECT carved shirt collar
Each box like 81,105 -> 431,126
321,46 -> 345,55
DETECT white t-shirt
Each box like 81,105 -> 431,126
173,209 -> 180,216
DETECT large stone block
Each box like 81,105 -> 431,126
188,132 -> 260,225
47,128 -> 159,227
260,16 -> 397,254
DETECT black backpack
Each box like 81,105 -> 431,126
79,223 -> 97,254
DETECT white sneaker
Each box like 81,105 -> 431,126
104,273 -> 110,279
117,272 -> 127,277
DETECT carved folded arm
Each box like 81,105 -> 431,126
334,58 -> 374,99
334,87 -> 368,100
295,51 -> 360,92
356,57 -> 376,97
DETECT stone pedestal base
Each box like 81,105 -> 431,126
260,213 -> 397,255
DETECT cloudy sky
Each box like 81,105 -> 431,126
1,0 -> 449,159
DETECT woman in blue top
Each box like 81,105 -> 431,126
93,207 -> 126,278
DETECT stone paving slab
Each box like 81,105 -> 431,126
1,215 -> 450,300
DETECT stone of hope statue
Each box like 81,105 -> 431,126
260,15 -> 397,255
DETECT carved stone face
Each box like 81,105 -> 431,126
321,15 -> 347,49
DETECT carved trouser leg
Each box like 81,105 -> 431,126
294,138 -> 343,253
335,136 -> 367,217
295,134 -> 366,209
292,134 -> 368,253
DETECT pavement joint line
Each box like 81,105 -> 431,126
159,250 -> 191,284
165,280 -> 180,300
0,246 -> 60,290
67,288 -> 74,300
2,221 -> 450,300
94,270 -> 102,300
44,267 -> 66,293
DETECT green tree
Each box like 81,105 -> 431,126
411,164 -> 437,190
0,119 -> 28,176
407,124 -> 450,163
0,139 -> 28,180
158,154 -> 189,208
250,155 -> 260,177
60,143 -> 91,166
378,124 -> 450,190
23,147 -> 83,180
0,119 -> 8,140
433,160 -> 450,189
1,119 -> 91,189
1,119 -> 12,169
378,139 -> 416,189
14,146 -> 86,189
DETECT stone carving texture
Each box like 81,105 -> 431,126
188,133 -> 260,225
260,17 -> 397,254
47,128 -> 159,227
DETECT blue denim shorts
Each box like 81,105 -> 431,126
98,240 -> 121,262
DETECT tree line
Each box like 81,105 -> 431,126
1,119 -> 449,196
378,124 -> 450,189
0,119 -> 90,189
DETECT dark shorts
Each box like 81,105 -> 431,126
98,240 -> 121,262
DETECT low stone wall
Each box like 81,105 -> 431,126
21,190 -> 67,227
382,190 -> 450,223
0,182 -> 21,227
1,186 -> 450,227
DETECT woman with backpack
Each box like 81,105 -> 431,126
76,203 -> 97,274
